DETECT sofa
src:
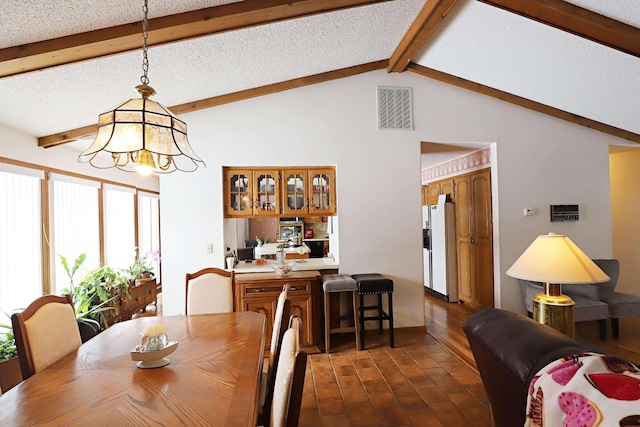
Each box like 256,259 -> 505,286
462,308 -> 602,427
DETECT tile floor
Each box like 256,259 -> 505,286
298,330 -> 491,427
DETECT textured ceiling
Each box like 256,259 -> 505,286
1,0 -> 639,171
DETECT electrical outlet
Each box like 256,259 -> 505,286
207,244 -> 214,253
523,208 -> 535,217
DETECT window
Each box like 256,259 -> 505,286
50,173 -> 100,294
138,191 -> 161,283
104,184 -> 135,270
0,165 -> 44,313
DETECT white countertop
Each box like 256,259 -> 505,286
233,258 -> 339,273
255,242 -> 310,256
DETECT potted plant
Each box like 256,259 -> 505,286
59,253 -> 119,341
126,249 -> 159,282
0,313 -> 22,392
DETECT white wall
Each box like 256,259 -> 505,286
0,123 -> 159,192
610,148 -> 640,295
160,69 -> 618,325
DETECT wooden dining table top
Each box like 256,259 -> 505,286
0,311 -> 266,426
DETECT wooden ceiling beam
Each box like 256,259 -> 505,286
478,0 -> 640,58
0,0 -> 390,79
38,60 -> 388,147
387,0 -> 459,73
407,63 -> 640,144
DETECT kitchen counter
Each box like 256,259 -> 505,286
303,238 -> 329,241
254,242 -> 310,257
233,258 -> 338,273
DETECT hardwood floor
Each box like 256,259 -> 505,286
299,291 -> 640,427
157,291 -> 640,426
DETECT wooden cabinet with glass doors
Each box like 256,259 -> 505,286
223,168 -> 280,217
281,168 -> 337,216
224,166 -> 336,217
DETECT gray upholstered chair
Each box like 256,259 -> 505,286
591,259 -> 640,339
520,279 -> 609,340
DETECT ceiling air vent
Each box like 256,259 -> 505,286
377,86 -> 413,130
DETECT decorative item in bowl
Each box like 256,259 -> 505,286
272,262 -> 295,276
131,324 -> 178,368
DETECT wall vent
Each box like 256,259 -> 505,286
377,86 -> 413,130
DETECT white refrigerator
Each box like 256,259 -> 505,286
427,197 -> 458,302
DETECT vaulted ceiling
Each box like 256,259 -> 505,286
1,0 -> 639,167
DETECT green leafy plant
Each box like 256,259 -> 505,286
0,312 -> 17,361
58,253 -> 122,332
126,249 -> 159,281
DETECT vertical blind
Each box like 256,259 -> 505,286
104,184 -> 135,270
50,173 -> 100,295
138,192 -> 161,282
0,166 -> 44,314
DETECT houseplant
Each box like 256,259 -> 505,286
59,253 -> 120,340
0,313 -> 21,392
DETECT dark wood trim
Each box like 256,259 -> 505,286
0,0 -> 390,79
478,0 -> 640,58
407,63 -> 640,144
38,60 -> 388,147
387,0 -> 459,72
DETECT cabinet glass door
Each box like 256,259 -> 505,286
254,171 -> 279,215
309,169 -> 335,214
226,170 -> 252,215
282,170 -> 306,215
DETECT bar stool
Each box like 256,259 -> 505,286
321,274 -> 361,353
352,273 -> 394,350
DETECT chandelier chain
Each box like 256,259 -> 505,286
140,0 -> 150,85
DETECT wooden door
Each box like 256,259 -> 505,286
454,169 -> 493,309
252,169 -> 280,216
471,170 -> 494,307
440,179 -> 454,202
308,168 -> 336,215
282,169 -> 308,216
290,295 -> 311,345
454,175 -> 475,303
223,168 -> 253,217
428,183 -> 440,205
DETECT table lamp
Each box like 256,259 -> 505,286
506,232 -> 609,337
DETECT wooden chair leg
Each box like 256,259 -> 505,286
324,291 -> 331,353
352,290 -> 361,351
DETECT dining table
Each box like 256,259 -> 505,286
0,311 -> 266,426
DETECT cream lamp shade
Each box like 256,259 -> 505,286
507,232 -> 609,337
506,232 -> 609,284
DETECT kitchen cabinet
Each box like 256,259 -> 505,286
427,178 -> 454,205
234,271 -> 321,349
422,185 -> 429,206
282,168 -> 337,216
223,168 -> 280,217
224,166 -> 337,218
454,169 -> 493,310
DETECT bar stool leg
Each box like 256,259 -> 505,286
378,294 -> 383,333
388,292 -> 394,348
359,293 -> 365,350
324,291 -> 331,353
352,290 -> 361,351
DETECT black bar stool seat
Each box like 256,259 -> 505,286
352,273 -> 394,349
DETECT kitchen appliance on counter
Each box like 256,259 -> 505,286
425,195 -> 458,302
279,218 -> 303,243
304,227 -> 314,239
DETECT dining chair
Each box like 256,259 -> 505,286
259,284 -> 291,427
184,267 -> 234,314
269,323 -> 307,427
11,294 -> 82,380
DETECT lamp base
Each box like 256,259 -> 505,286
532,292 -> 575,338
